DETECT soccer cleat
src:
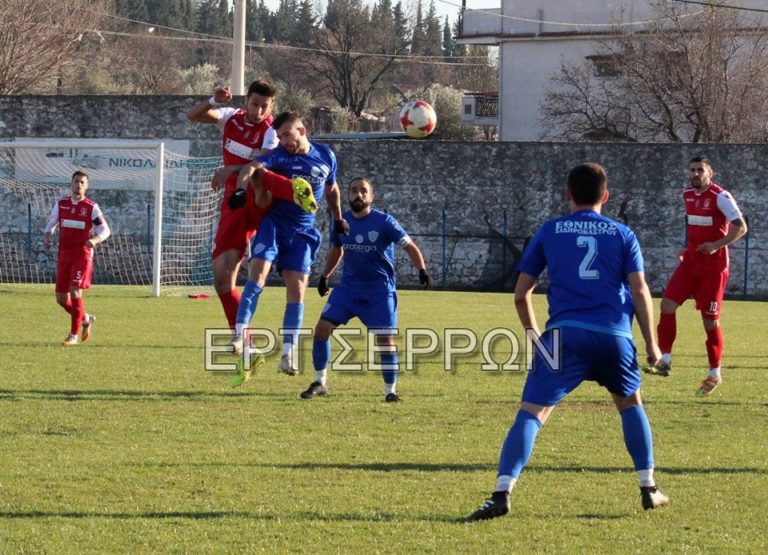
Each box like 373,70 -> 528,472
227,334 -> 244,355
300,381 -> 328,399
230,353 -> 265,388
640,486 -> 669,510
291,177 -> 318,213
467,491 -> 510,521
696,375 -> 722,397
278,354 -> 299,376
80,314 -> 95,342
643,360 -> 671,377
62,334 -> 78,346
385,393 -> 401,403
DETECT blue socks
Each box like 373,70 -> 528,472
235,280 -> 262,336
620,405 -> 654,471
380,351 -> 398,386
313,338 -> 331,370
497,410 -> 542,480
282,302 -> 304,354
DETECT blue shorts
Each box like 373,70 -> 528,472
521,326 -> 641,406
248,216 -> 321,275
320,286 -> 398,331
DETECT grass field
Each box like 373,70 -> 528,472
1,284 -> 766,553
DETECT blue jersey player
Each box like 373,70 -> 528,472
227,112 -> 348,385
468,163 -> 669,520
299,177 -> 431,402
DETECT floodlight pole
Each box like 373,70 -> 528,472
232,0 -> 246,95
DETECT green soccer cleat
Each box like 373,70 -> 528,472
291,177 -> 318,213
230,353 -> 265,388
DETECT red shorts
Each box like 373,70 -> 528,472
56,249 -> 94,293
663,261 -> 729,319
211,185 -> 269,260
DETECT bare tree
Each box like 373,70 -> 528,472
0,0 -> 109,94
541,1 -> 768,142
306,0 -> 410,117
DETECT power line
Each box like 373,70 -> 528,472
438,0 -> 704,28
90,9 -> 492,66
671,1 -> 768,15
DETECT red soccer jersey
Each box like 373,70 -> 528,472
683,183 -> 742,271
56,197 -> 97,253
217,108 -> 278,196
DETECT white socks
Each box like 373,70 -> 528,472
638,469 -> 655,488
495,475 -> 517,493
315,369 -> 327,386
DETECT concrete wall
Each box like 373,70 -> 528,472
1,96 -> 765,296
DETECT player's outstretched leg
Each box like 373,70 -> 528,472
230,280 -> 263,355
467,410 -> 542,521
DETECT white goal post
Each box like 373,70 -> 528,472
0,139 -> 222,296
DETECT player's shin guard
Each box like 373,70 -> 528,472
70,297 -> 85,335
61,300 -> 73,314
281,302 -> 304,357
657,312 -> 676,354
620,405 -> 654,474
705,324 -> 723,369
312,338 -> 331,384
235,281 -> 262,337
497,410 -> 542,490
218,289 -> 241,331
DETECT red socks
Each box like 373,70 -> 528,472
657,312 -> 676,354
260,170 -> 295,201
705,325 -> 724,369
70,297 -> 85,335
218,289 -> 241,330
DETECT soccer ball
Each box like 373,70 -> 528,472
399,100 -> 437,138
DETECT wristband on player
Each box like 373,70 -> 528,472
208,96 -> 224,108
260,170 -> 294,201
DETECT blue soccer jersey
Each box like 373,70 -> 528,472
332,209 -> 410,295
258,141 -> 337,229
518,209 -> 644,337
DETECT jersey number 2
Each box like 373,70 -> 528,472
577,236 -> 599,280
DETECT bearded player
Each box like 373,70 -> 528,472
187,80 -> 296,331
645,157 -> 747,396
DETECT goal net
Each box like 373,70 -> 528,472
0,140 -> 222,296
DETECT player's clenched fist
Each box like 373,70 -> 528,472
211,86 -> 232,106
317,276 -> 330,297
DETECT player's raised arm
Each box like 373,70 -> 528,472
186,86 -> 232,124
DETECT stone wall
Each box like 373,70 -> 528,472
1,96 -> 765,295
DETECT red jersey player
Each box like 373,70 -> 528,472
645,157 -> 747,396
186,80 -> 283,331
44,170 -> 111,346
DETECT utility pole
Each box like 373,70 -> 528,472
232,0 -> 246,95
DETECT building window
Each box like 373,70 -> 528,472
587,54 -> 621,77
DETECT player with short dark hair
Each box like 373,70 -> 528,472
44,171 -> 111,345
299,177 -> 431,402
468,162 -> 668,520
645,157 -> 747,396
186,79 -> 294,331
227,112 -> 347,384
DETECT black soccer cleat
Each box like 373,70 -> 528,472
385,393 -> 401,403
300,381 -> 328,399
467,491 -> 510,521
640,485 -> 669,510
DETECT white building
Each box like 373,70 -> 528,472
457,0 -> 767,141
